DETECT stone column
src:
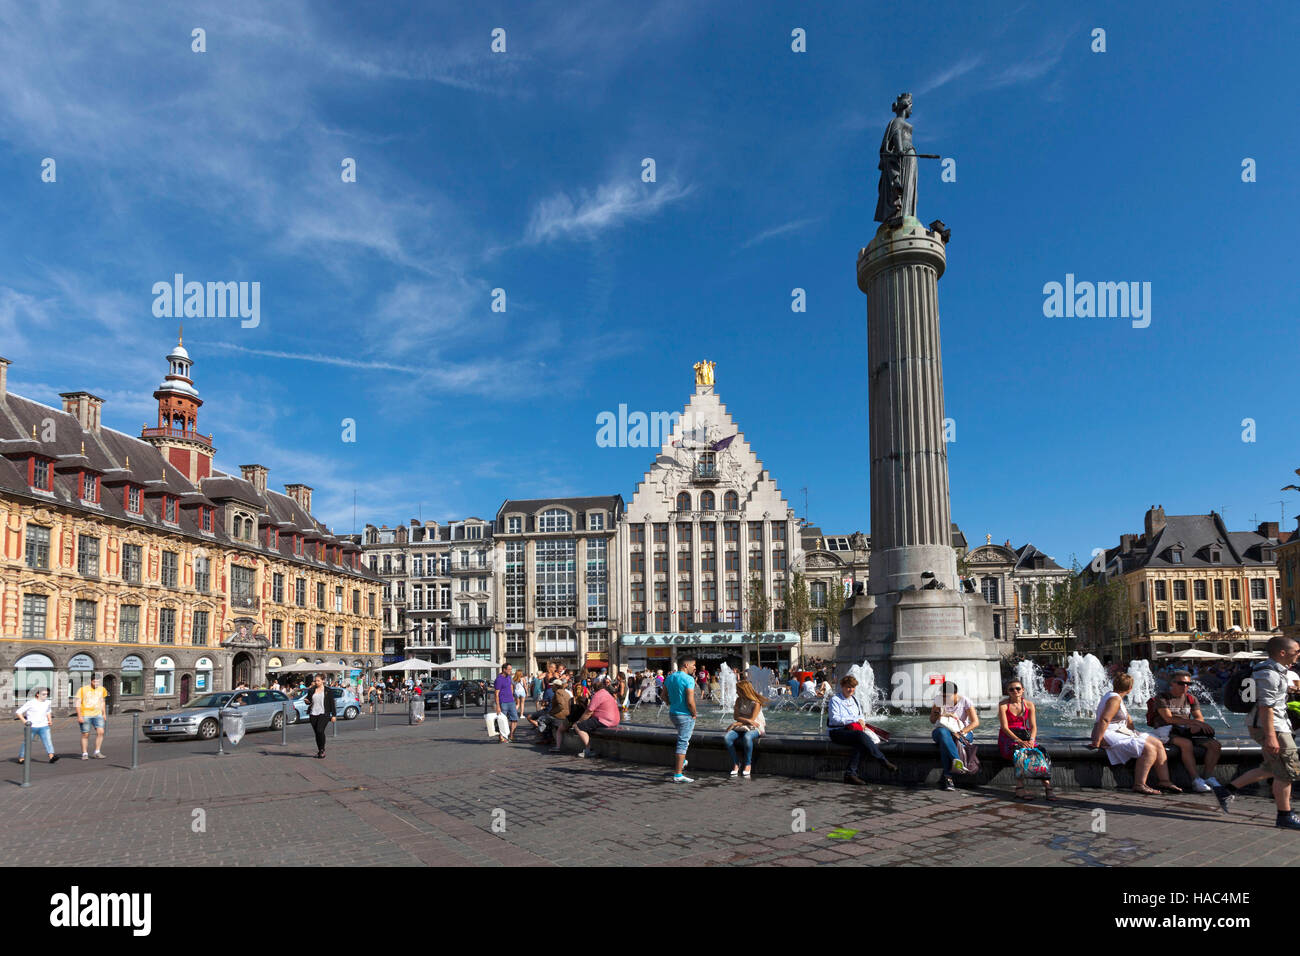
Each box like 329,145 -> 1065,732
858,219 -> 957,595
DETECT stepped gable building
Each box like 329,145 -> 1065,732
494,495 -> 622,677
963,538 -> 1070,661
616,363 -> 802,676
1092,505 -> 1283,660
360,518 -> 494,676
0,337 -> 381,712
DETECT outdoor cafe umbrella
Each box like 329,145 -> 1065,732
375,660 -> 437,672
268,661 -> 349,673
1228,650 -> 1267,660
1157,648 -> 1226,659
425,657 -> 498,671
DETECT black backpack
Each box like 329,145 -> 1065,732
1222,663 -> 1259,714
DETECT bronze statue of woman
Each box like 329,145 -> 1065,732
874,93 -> 917,225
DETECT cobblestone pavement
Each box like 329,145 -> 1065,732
2,713 -> 1297,867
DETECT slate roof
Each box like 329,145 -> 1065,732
0,391 -> 377,582
1103,512 -> 1279,574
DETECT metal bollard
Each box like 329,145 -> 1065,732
131,713 -> 140,770
216,705 -> 225,756
461,692 -> 467,719
281,702 -> 289,746
437,691 -> 442,721
21,724 -> 32,788
372,704 -> 379,731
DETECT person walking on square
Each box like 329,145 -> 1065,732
665,657 -> 698,783
307,674 -> 336,758
547,679 -> 573,753
15,688 -> 58,764
75,674 -> 109,759
493,663 -> 518,742
1211,636 -> 1300,828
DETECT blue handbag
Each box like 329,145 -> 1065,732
1013,746 -> 1051,780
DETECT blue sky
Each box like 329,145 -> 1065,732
2,0 -> 1298,566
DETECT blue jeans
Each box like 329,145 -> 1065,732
932,726 -> 973,774
20,726 -> 54,758
670,714 -> 695,756
724,728 -> 761,767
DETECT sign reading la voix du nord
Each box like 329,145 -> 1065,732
619,632 -> 800,647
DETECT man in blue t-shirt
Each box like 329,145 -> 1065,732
663,657 -> 698,783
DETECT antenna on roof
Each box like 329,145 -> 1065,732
353,489 -> 357,535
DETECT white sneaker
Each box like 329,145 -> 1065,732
672,773 -> 694,783
729,768 -> 739,777
1193,777 -> 1212,793
951,758 -> 966,774
1205,776 -> 1222,789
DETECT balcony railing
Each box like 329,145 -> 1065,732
694,465 -> 720,482
231,593 -> 260,613
141,426 -> 213,448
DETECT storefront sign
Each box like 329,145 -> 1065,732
68,654 -> 95,671
620,631 -> 799,647
268,657 -> 282,668
1016,637 -> 1073,655
121,655 -> 144,671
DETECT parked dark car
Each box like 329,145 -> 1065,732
425,680 -> 486,709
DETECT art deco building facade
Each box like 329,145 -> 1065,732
616,369 -> 802,675
0,340 -> 382,711
1095,506 -> 1283,659
493,496 -> 622,676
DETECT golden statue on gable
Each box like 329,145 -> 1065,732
693,359 -> 715,386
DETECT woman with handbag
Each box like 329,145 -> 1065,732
724,680 -> 767,777
998,679 -> 1054,801
828,675 -> 898,784
1150,670 -> 1222,792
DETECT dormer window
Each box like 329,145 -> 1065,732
1262,547 -> 1274,563
294,534 -> 302,556
230,509 -> 255,543
1170,547 -> 1183,564
201,507 -> 213,533
79,471 -> 100,503
1210,546 -> 1222,564
507,516 -> 521,534
125,485 -> 143,514
163,496 -> 177,523
29,457 -> 52,491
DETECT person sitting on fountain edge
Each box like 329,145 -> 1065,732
931,681 -> 979,792
1147,669 -> 1222,793
828,675 -> 897,785
998,678 -> 1055,802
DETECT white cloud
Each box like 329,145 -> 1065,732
524,178 -> 691,244
740,217 -> 819,249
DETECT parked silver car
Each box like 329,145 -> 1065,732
290,686 -> 362,722
144,690 -> 293,741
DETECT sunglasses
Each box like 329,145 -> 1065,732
1173,681 -> 1191,686
1008,686 -> 1023,692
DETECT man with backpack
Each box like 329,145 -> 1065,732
1212,635 -> 1300,829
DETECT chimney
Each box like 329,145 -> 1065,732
1144,505 -> 1166,539
1259,520 -> 1279,539
240,464 -> 268,494
58,391 -> 105,434
284,483 -> 313,515
0,357 -> 9,397
1120,533 -> 1135,553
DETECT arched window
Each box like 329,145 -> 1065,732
676,492 -> 692,512
699,491 -> 715,511
724,491 -> 740,512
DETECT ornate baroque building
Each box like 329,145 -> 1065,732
0,339 -> 382,711
963,538 -> 1070,661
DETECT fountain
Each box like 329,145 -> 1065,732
1015,659 -> 1047,701
847,660 -> 882,718
717,662 -> 738,721
1061,652 -> 1109,719
1126,659 -> 1156,710
745,665 -> 779,702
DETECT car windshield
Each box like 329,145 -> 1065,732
186,694 -> 234,708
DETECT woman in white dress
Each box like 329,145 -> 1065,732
1091,672 -> 1180,795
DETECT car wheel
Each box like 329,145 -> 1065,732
344,706 -> 359,720
198,718 -> 218,740
270,711 -> 285,731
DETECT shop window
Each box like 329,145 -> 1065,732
120,655 -> 145,697
14,652 -> 54,704
154,656 -> 175,695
